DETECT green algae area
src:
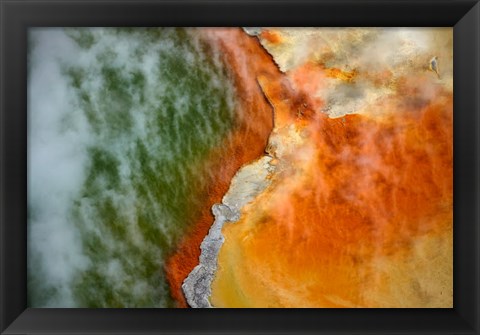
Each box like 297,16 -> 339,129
28,28 -> 236,307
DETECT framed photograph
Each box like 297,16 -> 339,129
1,0 -> 479,334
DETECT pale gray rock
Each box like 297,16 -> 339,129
182,156 -> 275,308
242,27 -> 263,36
182,203 -> 238,308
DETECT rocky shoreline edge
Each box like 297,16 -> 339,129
182,27 -> 286,308
181,155 -> 275,308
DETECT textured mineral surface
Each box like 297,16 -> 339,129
182,156 -> 275,307
184,27 -> 453,308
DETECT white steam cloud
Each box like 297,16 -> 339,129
28,28 -> 91,306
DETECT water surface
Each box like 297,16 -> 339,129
28,27 -> 236,307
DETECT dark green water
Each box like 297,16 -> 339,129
28,28 -> 236,307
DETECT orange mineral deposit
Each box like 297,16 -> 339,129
165,28 -> 281,307
210,68 -> 453,307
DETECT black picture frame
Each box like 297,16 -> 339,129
1,0 -> 479,334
